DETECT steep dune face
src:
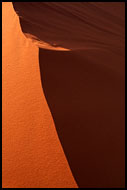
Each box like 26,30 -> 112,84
3,2 -> 125,188
39,48 -> 125,188
2,2 -> 77,188
12,2 -> 125,188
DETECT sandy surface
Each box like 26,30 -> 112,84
2,2 -> 77,188
2,2 -> 125,188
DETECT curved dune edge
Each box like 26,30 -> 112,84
2,2 -> 78,188
12,2 -> 124,52
11,2 -> 125,188
3,2 -> 125,188
24,33 -> 70,51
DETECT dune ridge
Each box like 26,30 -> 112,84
2,2 -> 77,188
12,2 -> 124,53
3,2 -> 125,188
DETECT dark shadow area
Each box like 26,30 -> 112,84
39,48 -> 125,188
12,2 -> 125,187
12,2 -> 125,52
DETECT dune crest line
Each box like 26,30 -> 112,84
2,2 -> 78,188
3,2 -> 125,188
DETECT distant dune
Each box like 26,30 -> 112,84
3,2 -> 125,188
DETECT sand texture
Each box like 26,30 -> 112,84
2,2 -> 125,188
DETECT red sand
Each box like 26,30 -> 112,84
2,2 -> 125,188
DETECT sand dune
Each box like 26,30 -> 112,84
2,3 -> 77,188
3,2 -> 125,188
39,48 -> 125,188
12,2 -> 124,53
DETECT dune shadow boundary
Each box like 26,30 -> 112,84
39,48 -> 125,188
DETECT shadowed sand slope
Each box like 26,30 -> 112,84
39,48 -> 125,188
6,2 -> 125,188
12,2 -> 125,52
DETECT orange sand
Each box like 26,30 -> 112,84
2,2 -> 125,188
2,2 -> 77,188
